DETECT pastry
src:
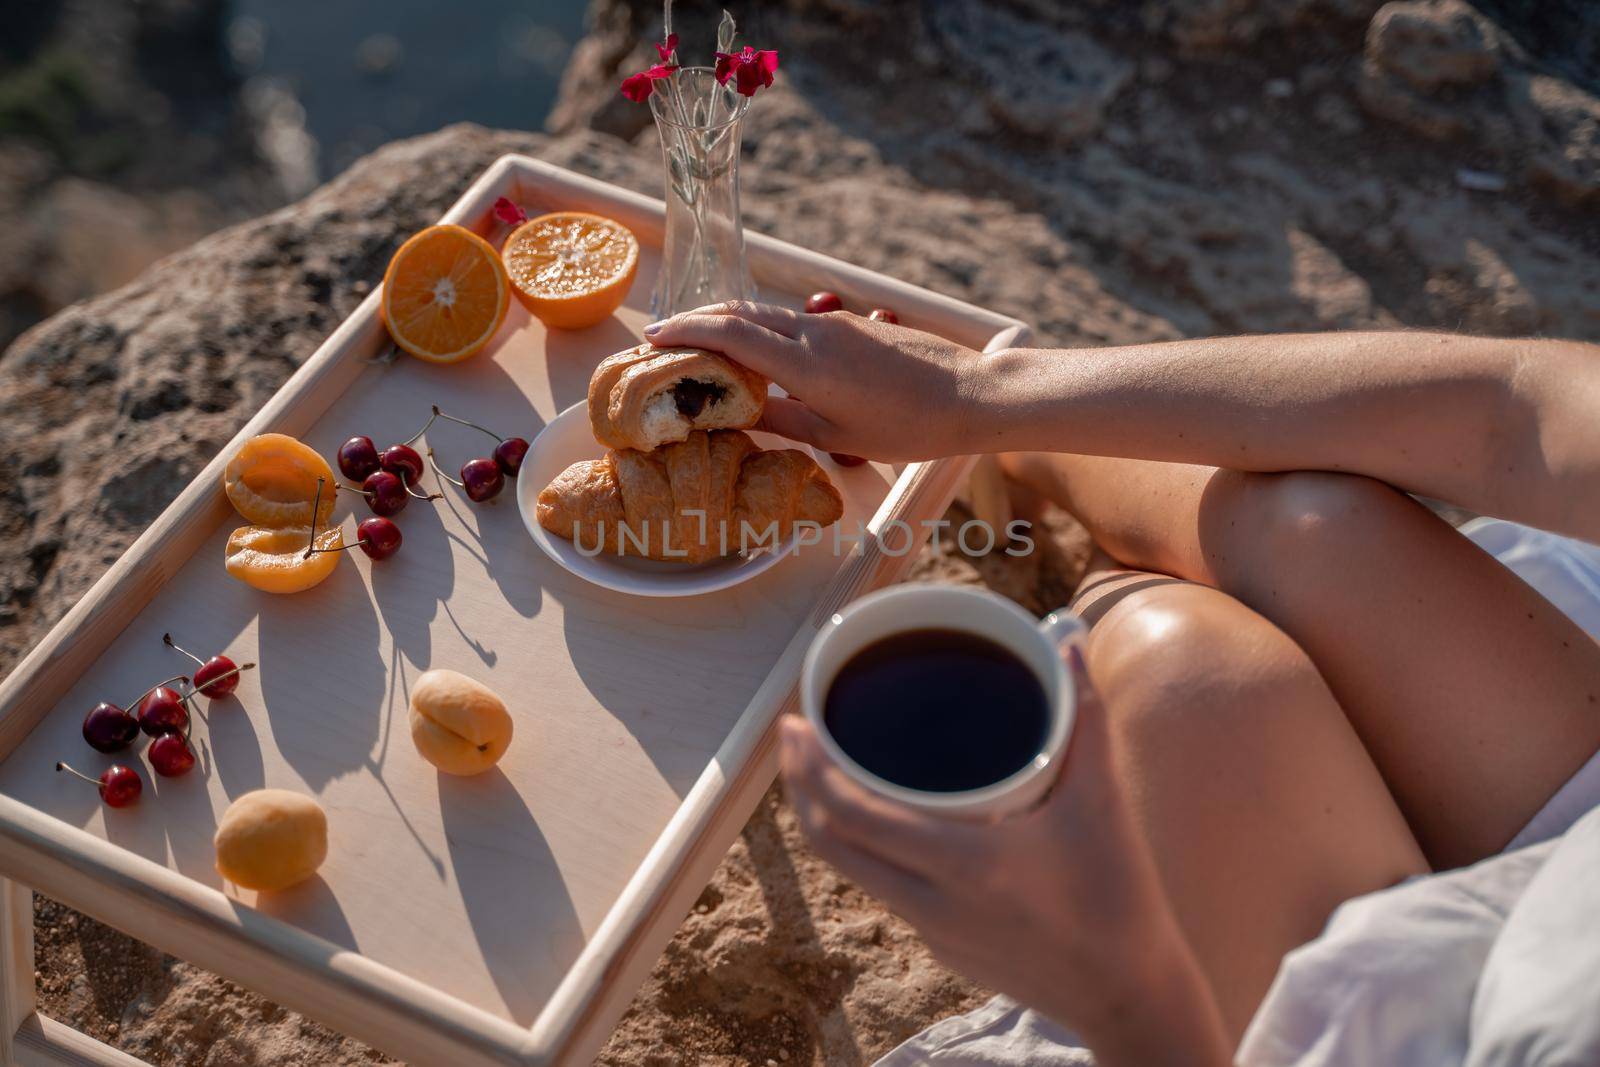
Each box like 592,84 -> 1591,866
589,343 -> 767,451
537,430 -> 843,563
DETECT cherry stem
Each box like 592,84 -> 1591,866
429,404 -> 504,443
163,633 -> 203,667
337,479 -> 436,503
426,448 -> 466,488
399,408 -> 440,447
120,674 -> 192,712
302,477 -> 327,559
56,762 -> 99,786
402,479 -> 440,501
181,663 -> 256,703
308,538 -> 372,556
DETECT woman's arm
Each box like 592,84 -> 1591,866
643,308 -> 1600,541
979,332 -> 1600,541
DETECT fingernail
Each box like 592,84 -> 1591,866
643,320 -> 664,336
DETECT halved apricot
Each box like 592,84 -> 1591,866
224,525 -> 344,594
224,433 -> 337,529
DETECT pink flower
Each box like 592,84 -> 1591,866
713,46 -> 779,96
620,62 -> 679,103
655,33 -> 679,63
492,197 -> 527,226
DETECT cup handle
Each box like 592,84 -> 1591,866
1037,608 -> 1087,660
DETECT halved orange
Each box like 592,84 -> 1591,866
502,212 -> 639,330
382,224 -> 510,363
225,525 -> 345,594
223,433 -> 337,529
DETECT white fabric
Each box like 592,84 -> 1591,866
1234,804 -> 1600,1067
875,996 -> 1094,1067
1466,809 -> 1600,1067
876,520 -> 1600,1067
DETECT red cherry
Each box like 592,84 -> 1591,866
338,435 -> 380,481
363,470 -> 408,516
137,686 -> 189,737
357,516 -> 402,560
148,733 -> 197,778
830,453 -> 868,467
493,437 -> 529,478
460,457 -> 505,502
868,308 -> 899,324
164,635 -> 254,699
57,762 -> 141,807
804,291 -> 843,314
82,702 -> 139,753
99,765 -> 142,806
380,444 -> 424,485
194,656 -> 241,698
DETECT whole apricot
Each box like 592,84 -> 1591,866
214,789 -> 328,892
409,669 -> 513,776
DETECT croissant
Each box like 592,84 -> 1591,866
536,430 -> 844,564
589,343 -> 767,451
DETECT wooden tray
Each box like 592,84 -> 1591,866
0,155 -> 1029,1067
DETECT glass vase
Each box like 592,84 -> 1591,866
648,67 -> 754,317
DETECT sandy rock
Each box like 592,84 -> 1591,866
1151,0 -> 1385,50
1366,0 -> 1502,92
1357,3 -> 1600,205
1509,72 -> 1600,206
598,789 -> 994,1065
928,2 -> 1132,145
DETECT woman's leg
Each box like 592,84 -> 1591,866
1007,451 -> 1600,869
1074,561 -> 1426,1041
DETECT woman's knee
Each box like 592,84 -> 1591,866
1199,469 -> 1426,576
1086,579 -> 1323,738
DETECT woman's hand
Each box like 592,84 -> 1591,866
643,301 -> 986,462
779,649 -> 1232,1067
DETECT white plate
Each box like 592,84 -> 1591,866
517,401 -> 815,597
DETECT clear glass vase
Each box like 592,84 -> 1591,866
648,68 -> 754,317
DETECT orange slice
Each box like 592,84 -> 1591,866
225,525 -> 345,594
502,212 -> 639,330
382,224 -> 510,363
223,433 -> 337,529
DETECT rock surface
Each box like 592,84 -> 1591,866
1357,1 -> 1600,205
7,0 -> 1600,1063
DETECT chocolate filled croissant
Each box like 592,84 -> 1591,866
589,343 -> 767,451
536,430 -> 843,563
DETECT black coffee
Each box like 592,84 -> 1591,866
822,628 -> 1049,793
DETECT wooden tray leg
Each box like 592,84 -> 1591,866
1,878 -> 32,1066
1,879 -> 149,1067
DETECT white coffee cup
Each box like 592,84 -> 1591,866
800,584 -> 1085,818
